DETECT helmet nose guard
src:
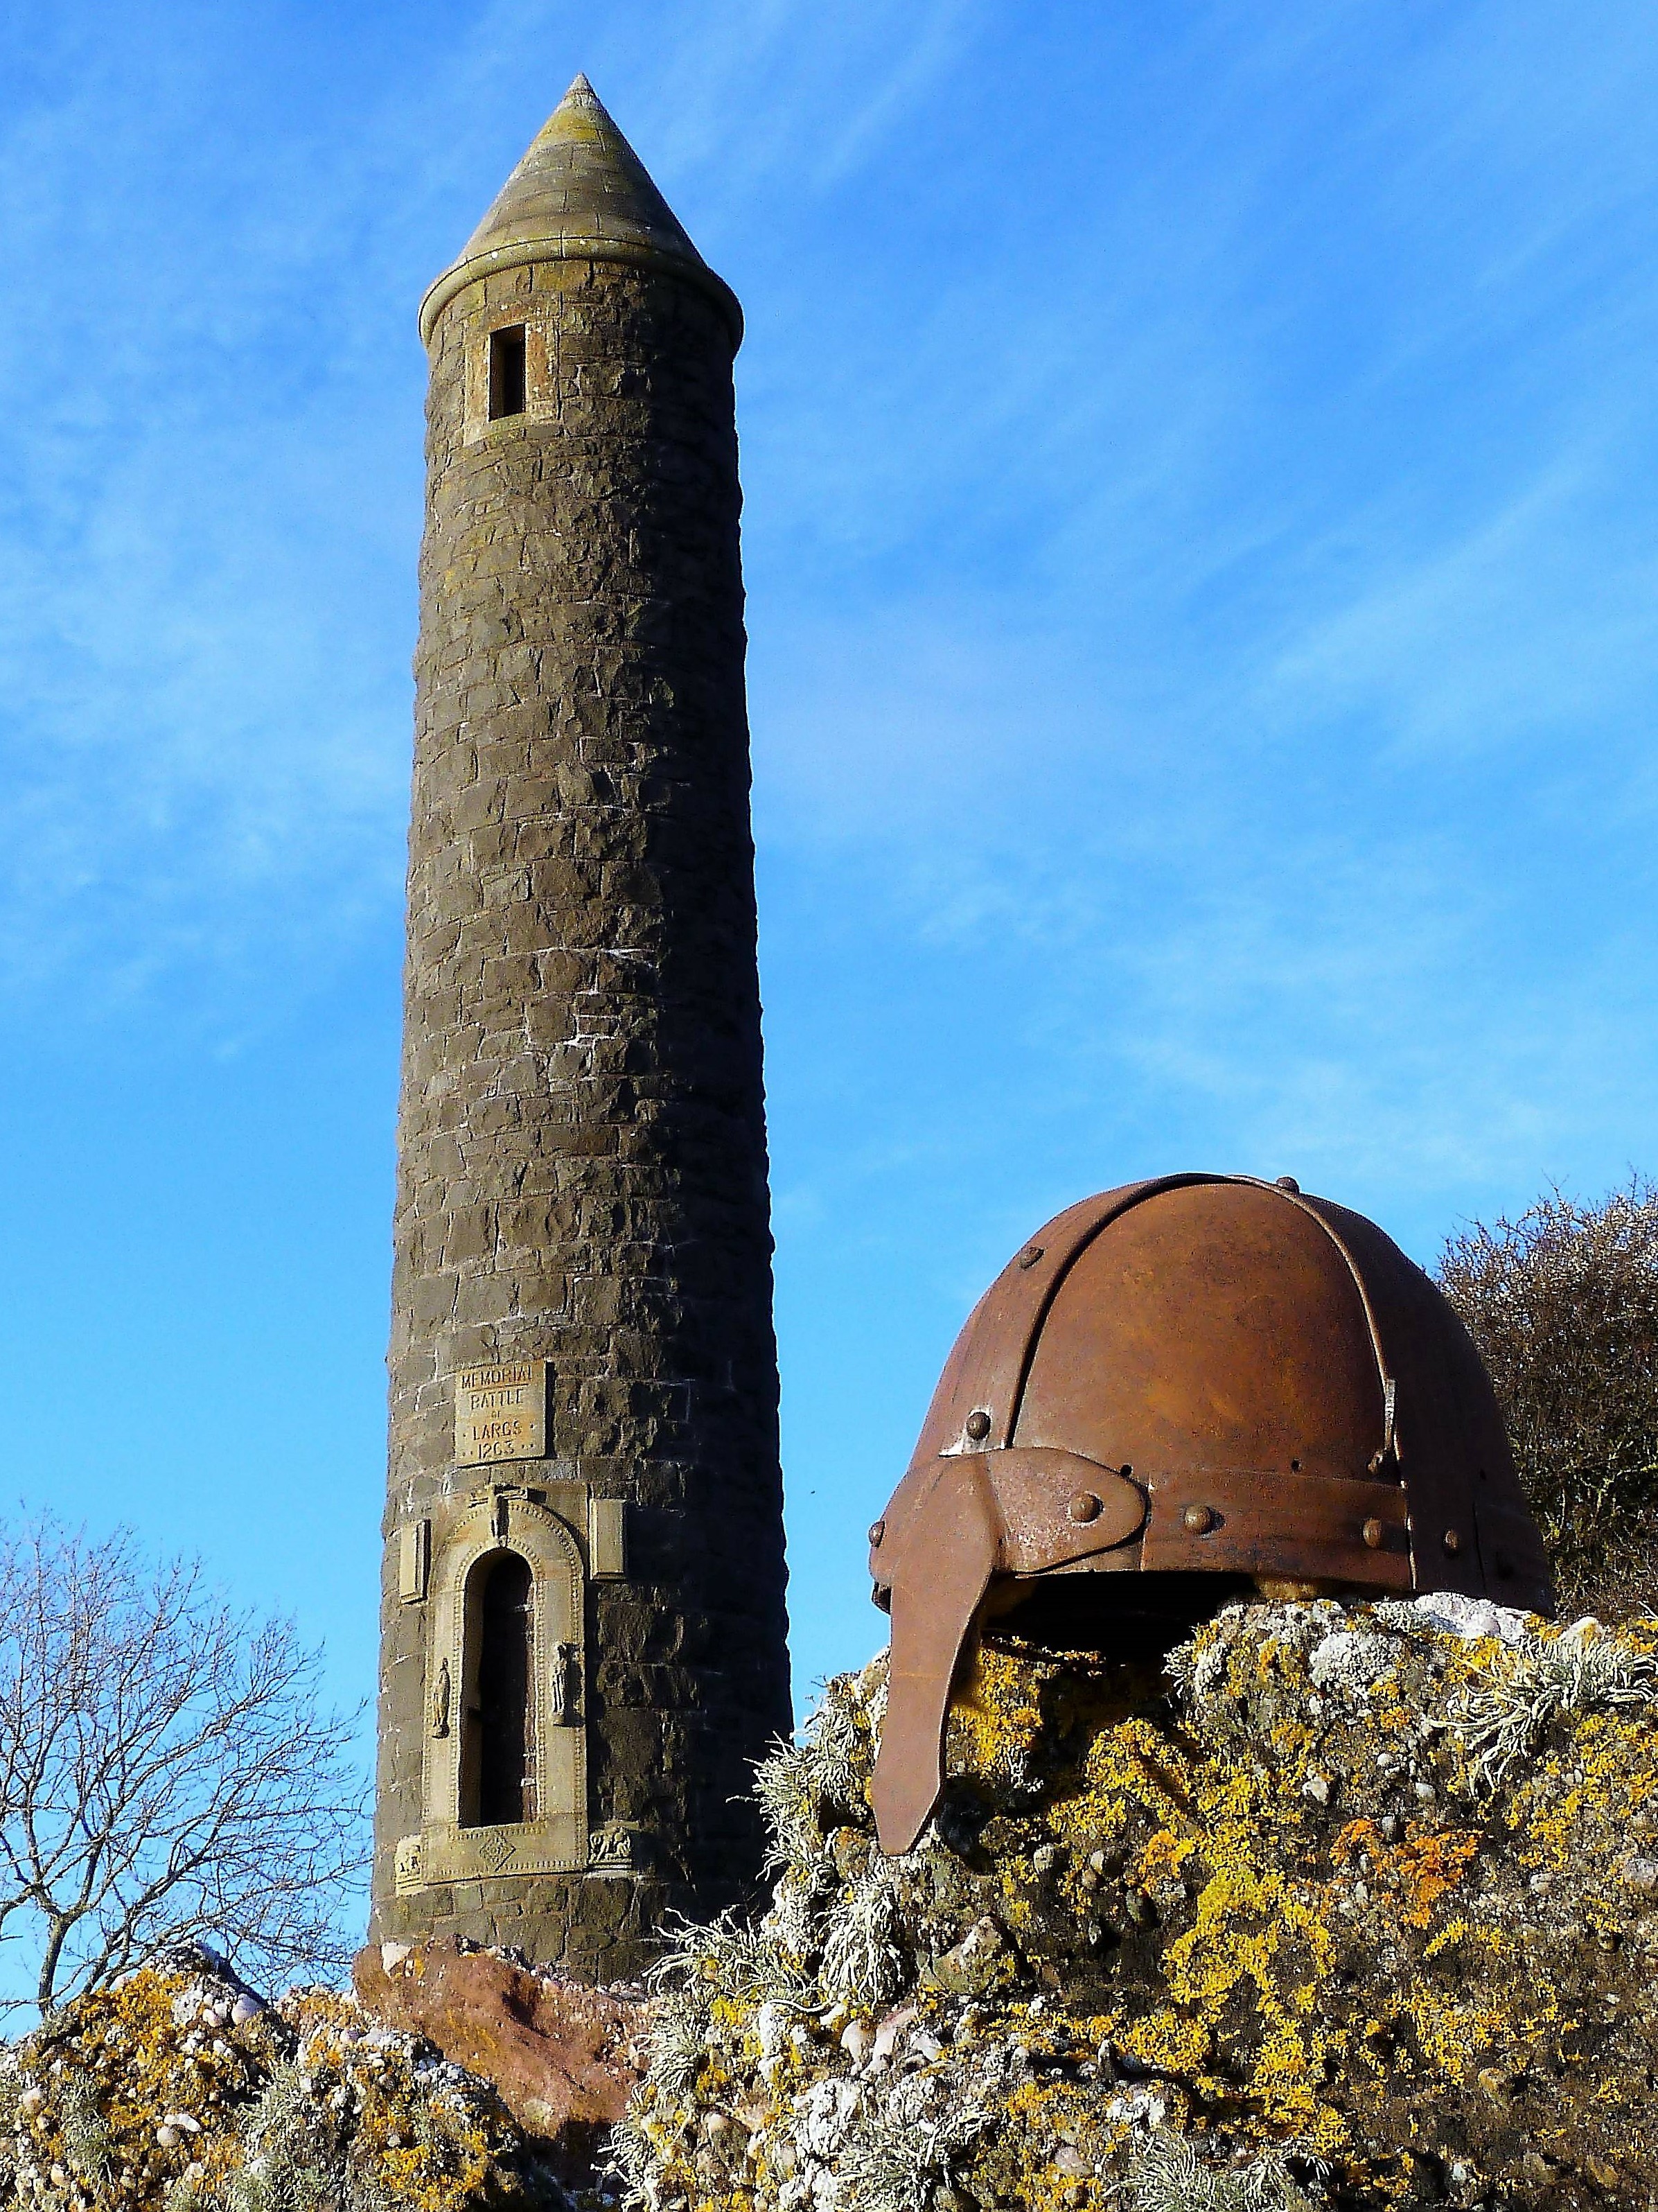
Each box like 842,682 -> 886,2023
867,1174 -> 1553,1856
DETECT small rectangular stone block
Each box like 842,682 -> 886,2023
398,1520 -> 430,1604
589,1496 -> 626,1578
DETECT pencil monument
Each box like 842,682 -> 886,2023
369,76 -> 790,1980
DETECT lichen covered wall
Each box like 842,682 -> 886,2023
615,1597 -> 1658,2212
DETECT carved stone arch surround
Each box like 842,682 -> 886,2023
418,1491 -> 588,1884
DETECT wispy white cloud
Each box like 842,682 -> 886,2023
0,0 -> 1016,1020
10,0 -> 1658,1704
3,0 -> 1657,1207
1264,449 -> 1658,776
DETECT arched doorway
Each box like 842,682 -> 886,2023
460,1550 -> 534,1827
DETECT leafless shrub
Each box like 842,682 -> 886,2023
0,1513 -> 367,2019
1437,1177 -> 1658,1616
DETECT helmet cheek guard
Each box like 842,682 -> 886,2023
869,1450 -> 1147,1853
867,1174 -> 1553,1857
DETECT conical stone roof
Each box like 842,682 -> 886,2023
419,75 -> 741,346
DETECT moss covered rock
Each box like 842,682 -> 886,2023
613,1597 -> 1658,2212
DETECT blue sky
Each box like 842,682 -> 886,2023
1,0 -> 1655,1744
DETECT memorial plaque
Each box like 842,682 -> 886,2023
455,1359 -> 547,1466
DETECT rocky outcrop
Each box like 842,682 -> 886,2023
353,1938 -> 646,2148
612,1596 -> 1658,2212
10,1595 -> 1657,2211
0,1948 -> 574,2209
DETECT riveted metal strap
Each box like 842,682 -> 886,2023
870,1457 -> 1001,1857
1141,1466 -> 1412,1584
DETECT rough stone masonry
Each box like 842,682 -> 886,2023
369,73 -> 791,1979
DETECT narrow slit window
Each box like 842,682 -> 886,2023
488,325 -> 527,420
462,1550 -> 534,1826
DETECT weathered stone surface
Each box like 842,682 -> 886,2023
0,1948 -> 571,2210
615,1597 -> 1658,2212
372,76 -> 790,1978
353,1938 -> 646,2142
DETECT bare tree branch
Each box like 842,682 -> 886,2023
0,1514 -> 368,2019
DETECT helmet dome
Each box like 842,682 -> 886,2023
867,1174 -> 1551,1852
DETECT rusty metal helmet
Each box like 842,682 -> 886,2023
866,1173 -> 1552,1853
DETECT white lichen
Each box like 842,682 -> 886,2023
1307,1629 -> 1400,1701
1453,1619 -> 1658,1793
1373,1592 -> 1534,1646
818,1857 -> 909,2008
1126,2132 -> 1325,2212
753,1737 -> 836,1875
833,2069 -> 993,2212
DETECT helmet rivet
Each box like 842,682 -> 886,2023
1068,1491 -> 1103,1524
1443,1527 -> 1462,1554
1182,1504 -> 1216,1535
964,1409 -> 992,1441
1017,1245 -> 1045,1270
1361,1518 -> 1386,1549
1275,1175 -> 1300,1193
868,1519 -> 885,1548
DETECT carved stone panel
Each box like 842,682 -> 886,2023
398,1519 -> 430,1604
414,1489 -> 588,1881
394,1834 -> 425,1897
455,1360 -> 549,1467
588,1497 -> 626,1579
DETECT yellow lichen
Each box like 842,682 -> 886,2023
1334,1821 -> 1481,1926
622,1606 -> 1658,2212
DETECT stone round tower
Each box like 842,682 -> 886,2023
370,75 -> 791,1979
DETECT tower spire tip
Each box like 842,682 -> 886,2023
419,69 -> 741,349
